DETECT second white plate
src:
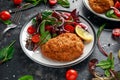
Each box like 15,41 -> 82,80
83,0 -> 120,21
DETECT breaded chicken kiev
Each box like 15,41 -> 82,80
41,33 -> 84,62
89,0 -> 114,13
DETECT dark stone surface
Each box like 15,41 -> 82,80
0,0 -> 120,80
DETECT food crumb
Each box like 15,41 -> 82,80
13,75 -> 16,78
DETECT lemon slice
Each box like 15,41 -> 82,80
75,25 -> 93,43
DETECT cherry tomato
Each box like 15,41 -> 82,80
66,69 -> 78,80
49,0 -> 57,5
0,11 -> 11,21
27,26 -> 36,34
13,0 -> 22,5
114,1 -> 120,9
64,24 -> 75,33
32,34 -> 40,43
114,8 -> 120,17
112,28 -> 120,37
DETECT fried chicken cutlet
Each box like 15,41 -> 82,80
88,0 -> 114,13
41,33 -> 84,62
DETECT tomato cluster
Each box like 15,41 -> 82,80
27,26 -> 40,43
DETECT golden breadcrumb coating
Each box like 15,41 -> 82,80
41,33 -> 84,62
89,0 -> 114,13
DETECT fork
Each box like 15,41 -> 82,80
2,10 -> 22,34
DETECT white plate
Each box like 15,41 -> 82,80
83,0 -> 120,21
20,10 -> 96,68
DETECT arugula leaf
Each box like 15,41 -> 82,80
42,10 -> 52,20
58,0 -> 70,8
97,24 -> 106,38
0,19 -> 12,25
18,75 -> 33,80
0,40 -> 15,64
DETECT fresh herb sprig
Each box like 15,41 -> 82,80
96,53 -> 114,77
0,40 -> 16,64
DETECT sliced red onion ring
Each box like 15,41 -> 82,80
79,23 -> 88,30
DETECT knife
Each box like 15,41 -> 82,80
8,3 -> 36,13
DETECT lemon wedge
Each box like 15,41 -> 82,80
75,25 -> 93,43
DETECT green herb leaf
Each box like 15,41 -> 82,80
97,24 -> 106,38
42,10 -> 52,19
40,31 -> 51,44
39,20 -> 46,34
0,40 -> 15,64
58,0 -> 70,8
32,18 -> 36,25
96,53 -> 114,77
18,75 -> 33,80
24,0 -> 41,5
105,69 -> 110,77
105,9 -> 118,19
0,19 -> 12,25
96,60 -> 111,69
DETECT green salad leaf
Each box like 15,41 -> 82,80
40,31 -> 51,44
0,19 -> 12,25
42,10 -> 52,19
24,0 -> 41,5
39,20 -> 46,34
0,40 -> 15,64
96,53 -> 114,77
97,24 -> 106,38
18,75 -> 33,80
105,10 -> 118,19
58,0 -> 70,8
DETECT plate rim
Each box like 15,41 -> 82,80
19,10 -> 97,68
82,0 -> 120,21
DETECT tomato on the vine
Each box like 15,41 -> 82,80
66,69 -> 78,80
0,11 -> 11,21
13,0 -> 22,5
49,0 -> 57,5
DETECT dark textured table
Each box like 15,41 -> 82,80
0,0 -> 120,80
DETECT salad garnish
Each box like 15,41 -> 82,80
89,53 -> 120,80
0,40 -> 15,64
25,9 -> 93,51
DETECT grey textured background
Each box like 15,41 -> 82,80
0,0 -> 120,80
